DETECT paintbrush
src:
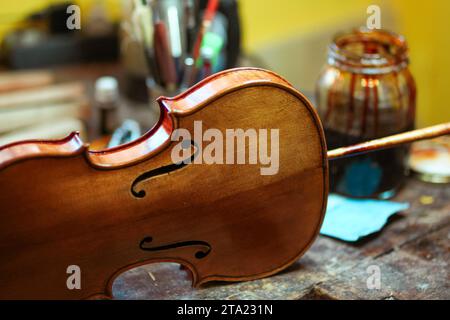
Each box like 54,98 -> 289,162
150,0 -> 178,92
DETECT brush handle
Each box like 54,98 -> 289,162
327,122 -> 450,160
154,21 -> 177,90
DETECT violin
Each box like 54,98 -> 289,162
0,68 -> 449,299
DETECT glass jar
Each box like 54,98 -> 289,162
316,28 -> 416,199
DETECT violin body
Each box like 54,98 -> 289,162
0,68 -> 328,299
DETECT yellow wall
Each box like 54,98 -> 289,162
1,0 -> 449,127
239,0 -> 370,51
389,0 -> 450,127
0,0 -> 121,39
239,0 -> 450,127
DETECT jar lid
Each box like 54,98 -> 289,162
409,136 -> 450,183
328,28 -> 409,74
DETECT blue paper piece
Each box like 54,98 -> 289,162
320,194 -> 410,242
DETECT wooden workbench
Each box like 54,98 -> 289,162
112,178 -> 449,300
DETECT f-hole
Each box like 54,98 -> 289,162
139,236 -> 212,259
131,140 -> 198,198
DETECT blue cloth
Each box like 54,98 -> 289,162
320,194 -> 410,242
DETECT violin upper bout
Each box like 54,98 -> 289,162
158,67 -> 294,115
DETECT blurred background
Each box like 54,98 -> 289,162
1,0 -> 449,127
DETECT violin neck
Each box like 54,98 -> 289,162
327,122 -> 450,161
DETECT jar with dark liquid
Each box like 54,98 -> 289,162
316,29 -> 416,198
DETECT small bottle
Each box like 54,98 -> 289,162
95,76 -> 120,135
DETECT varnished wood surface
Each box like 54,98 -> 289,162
0,68 -> 328,299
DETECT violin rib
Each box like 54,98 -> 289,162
159,67 -> 293,114
0,131 -> 85,170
